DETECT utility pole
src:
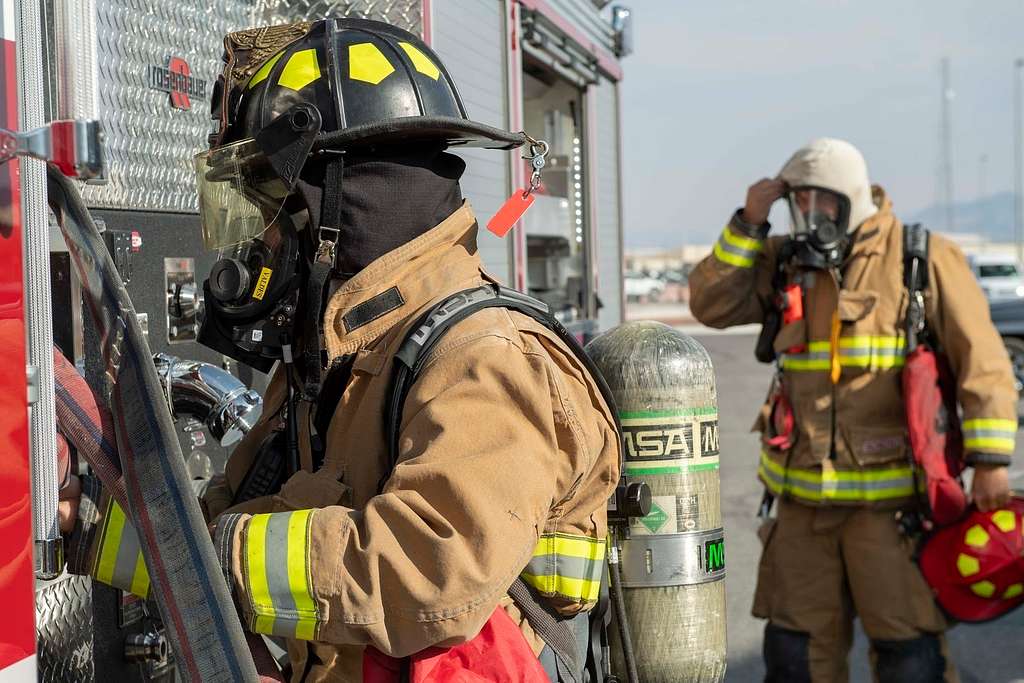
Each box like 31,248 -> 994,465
941,57 -> 955,233
1015,58 -> 1023,264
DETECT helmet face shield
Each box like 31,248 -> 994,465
194,138 -> 289,250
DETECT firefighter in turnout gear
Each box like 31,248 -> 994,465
61,18 -> 620,682
689,138 -> 1017,682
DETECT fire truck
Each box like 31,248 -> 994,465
0,0 -> 632,680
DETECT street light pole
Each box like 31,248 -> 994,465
1015,59 -> 1024,264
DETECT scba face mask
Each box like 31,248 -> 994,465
786,186 -> 852,269
193,105 -> 321,371
197,209 -> 306,373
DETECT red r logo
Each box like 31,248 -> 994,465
167,57 -> 191,110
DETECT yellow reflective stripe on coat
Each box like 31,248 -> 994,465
243,510 -> 322,640
758,452 -> 918,503
521,533 -> 605,604
781,336 -> 907,372
963,418 -> 1017,454
92,497 -> 151,598
712,225 -> 762,268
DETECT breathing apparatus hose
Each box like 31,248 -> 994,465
47,167 -> 259,682
608,542 -> 640,683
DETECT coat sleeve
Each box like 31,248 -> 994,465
927,235 -> 1018,463
216,332 -> 606,657
64,475 -> 152,599
688,210 -> 779,328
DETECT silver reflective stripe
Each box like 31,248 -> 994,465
263,512 -> 298,621
715,237 -> 755,260
110,520 -> 146,595
524,554 -> 599,585
759,465 -> 915,492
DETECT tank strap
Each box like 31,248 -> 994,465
510,577 -> 582,683
381,282 -> 620,492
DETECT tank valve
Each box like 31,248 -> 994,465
608,479 -> 651,529
124,632 -> 168,663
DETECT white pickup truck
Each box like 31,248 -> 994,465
969,254 -> 1024,303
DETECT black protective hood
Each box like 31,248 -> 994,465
295,143 -> 466,277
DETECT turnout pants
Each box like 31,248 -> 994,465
753,499 -> 957,683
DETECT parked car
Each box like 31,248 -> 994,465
968,254 -> 1024,303
989,299 -> 1024,391
623,272 -> 665,302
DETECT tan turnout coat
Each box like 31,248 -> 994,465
206,202 -> 620,681
688,188 -> 1016,509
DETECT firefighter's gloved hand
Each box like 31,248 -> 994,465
742,178 -> 786,226
59,475 -> 82,534
56,432 -> 81,534
971,464 -> 1011,512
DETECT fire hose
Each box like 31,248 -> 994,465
47,166 -> 259,682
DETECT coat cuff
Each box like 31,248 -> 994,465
219,510 -> 325,641
711,211 -> 768,269
730,208 -> 771,239
964,452 -> 1012,467
65,475 -> 151,598
962,418 -> 1016,457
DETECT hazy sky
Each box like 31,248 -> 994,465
619,1 -> 1024,248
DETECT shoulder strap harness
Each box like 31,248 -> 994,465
902,222 -> 930,351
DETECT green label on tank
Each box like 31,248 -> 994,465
620,414 -> 719,467
705,538 -> 726,573
639,501 -> 670,534
623,461 -> 719,475
619,407 -> 718,420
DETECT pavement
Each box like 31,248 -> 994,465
686,330 -> 1024,683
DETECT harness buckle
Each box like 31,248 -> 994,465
315,226 -> 341,265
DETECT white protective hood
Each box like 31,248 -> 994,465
779,138 -> 878,232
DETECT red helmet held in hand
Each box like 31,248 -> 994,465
919,495 -> 1024,622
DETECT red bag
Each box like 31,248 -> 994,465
902,345 -> 967,526
363,606 -> 549,683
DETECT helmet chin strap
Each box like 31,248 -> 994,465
296,157 -> 346,389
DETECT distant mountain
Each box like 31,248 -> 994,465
906,192 -> 1015,242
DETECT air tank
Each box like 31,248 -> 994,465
586,321 -> 726,682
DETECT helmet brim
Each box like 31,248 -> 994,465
314,116 -> 526,151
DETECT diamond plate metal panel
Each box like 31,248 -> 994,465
254,0 -> 422,34
81,0 -> 251,212
35,575 -> 95,682
78,0 -> 423,212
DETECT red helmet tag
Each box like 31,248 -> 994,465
486,189 -> 535,238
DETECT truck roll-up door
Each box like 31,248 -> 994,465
431,0 -> 512,282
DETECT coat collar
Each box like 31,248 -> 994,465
846,185 -> 896,260
322,201 -> 486,358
